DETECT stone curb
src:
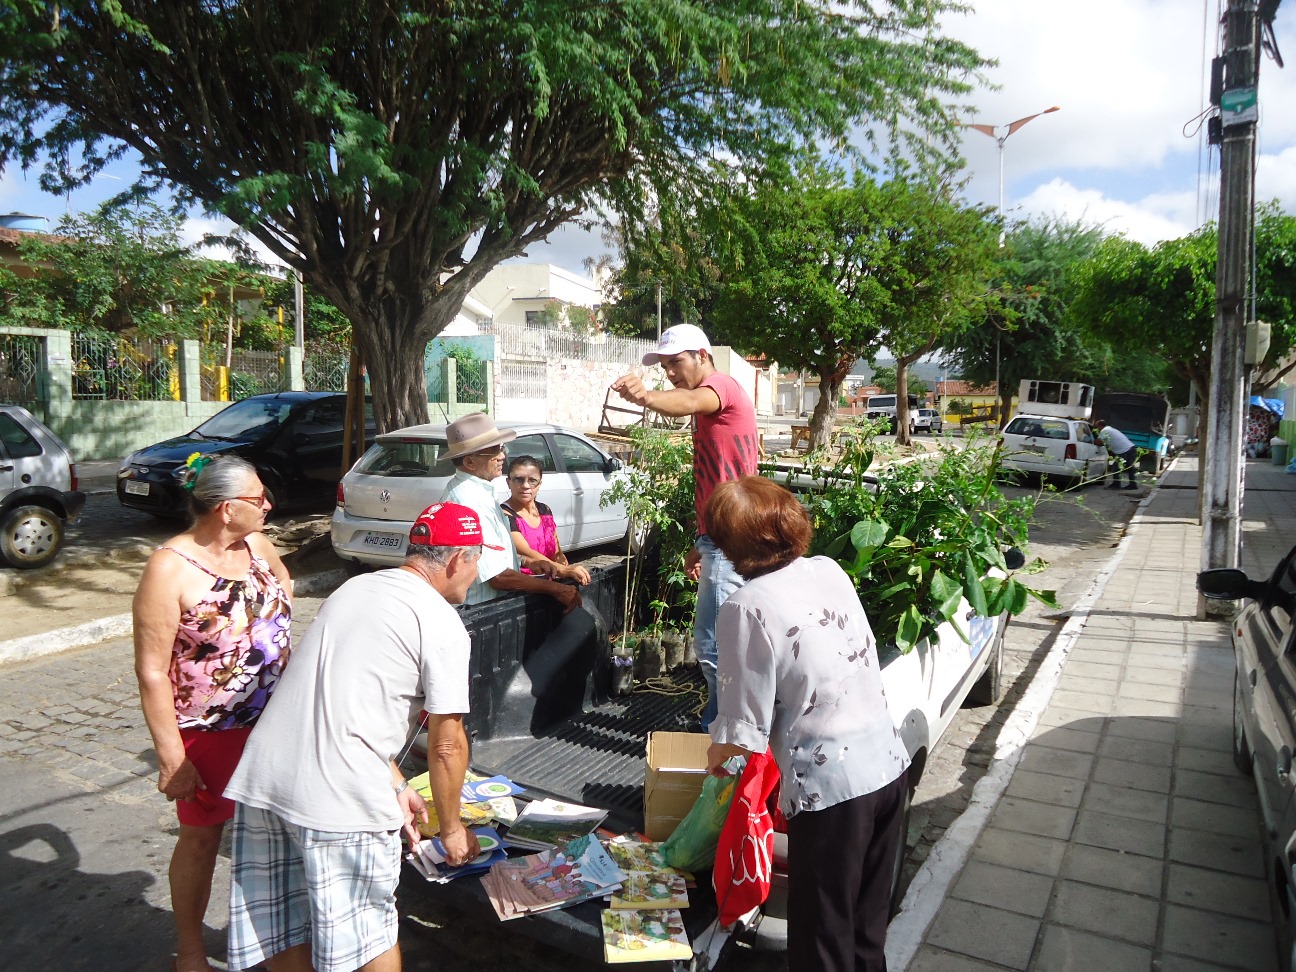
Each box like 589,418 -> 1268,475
0,568 -> 348,669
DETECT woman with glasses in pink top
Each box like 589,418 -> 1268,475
132,454 -> 293,972
500,455 -> 591,586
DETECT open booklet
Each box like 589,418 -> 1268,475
503,797 -> 608,850
481,833 -> 625,921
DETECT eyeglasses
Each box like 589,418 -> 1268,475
231,494 -> 271,508
509,476 -> 542,487
472,446 -> 506,458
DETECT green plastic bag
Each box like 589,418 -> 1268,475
661,762 -> 740,872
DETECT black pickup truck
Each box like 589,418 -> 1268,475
397,549 -> 1010,967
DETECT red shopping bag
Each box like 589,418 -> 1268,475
712,748 -> 780,928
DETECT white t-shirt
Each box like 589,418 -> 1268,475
441,470 -> 517,605
225,568 -> 470,832
1096,425 -> 1135,455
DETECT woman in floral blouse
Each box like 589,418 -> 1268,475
133,455 -> 292,972
705,475 -> 909,972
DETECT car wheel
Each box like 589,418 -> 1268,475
966,629 -> 1004,706
0,504 -> 65,569
1233,671 -> 1254,776
623,517 -> 652,554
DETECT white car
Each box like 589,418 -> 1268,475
913,408 -> 944,434
999,413 -> 1107,487
331,421 -> 633,569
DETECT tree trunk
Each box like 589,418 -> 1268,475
314,273 -> 472,434
808,357 -> 853,450
808,374 -> 839,450
998,390 -> 1013,430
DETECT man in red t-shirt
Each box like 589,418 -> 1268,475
612,324 -> 758,727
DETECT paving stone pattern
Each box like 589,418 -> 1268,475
908,458 -> 1289,972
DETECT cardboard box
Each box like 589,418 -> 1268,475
643,731 -> 712,841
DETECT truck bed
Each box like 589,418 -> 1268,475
471,668 -> 705,831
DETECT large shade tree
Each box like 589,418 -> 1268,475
0,0 -> 989,431
704,168 -> 998,448
944,217 -> 1152,425
1069,202 -> 1296,410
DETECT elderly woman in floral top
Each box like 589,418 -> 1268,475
133,455 -> 292,972
705,476 -> 909,972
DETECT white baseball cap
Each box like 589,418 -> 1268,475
642,323 -> 713,366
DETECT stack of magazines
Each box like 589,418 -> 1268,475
599,835 -> 694,963
481,833 -> 625,921
503,798 -> 608,851
406,771 -> 522,837
406,826 -> 508,883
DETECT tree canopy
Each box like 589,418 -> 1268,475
0,201 -> 258,339
1068,202 -> 1296,406
0,0 -> 990,431
700,167 -> 998,446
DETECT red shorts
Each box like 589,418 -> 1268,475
177,726 -> 252,827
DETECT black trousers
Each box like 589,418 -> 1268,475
1107,447 -> 1138,484
786,770 -> 909,972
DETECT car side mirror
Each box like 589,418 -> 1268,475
1003,547 -> 1026,571
604,455 -> 623,473
1196,567 -> 1262,601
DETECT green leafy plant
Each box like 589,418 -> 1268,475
602,426 -> 697,644
781,427 -> 1058,653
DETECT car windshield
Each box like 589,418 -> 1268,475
360,440 -> 455,477
195,398 -> 295,440
1005,418 -> 1070,440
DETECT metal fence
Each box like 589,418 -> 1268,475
489,320 -> 655,366
500,356 -> 548,400
0,332 -> 42,407
228,348 -> 285,398
304,343 -> 349,391
70,333 -> 178,401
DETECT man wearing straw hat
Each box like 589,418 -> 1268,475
439,411 -> 582,612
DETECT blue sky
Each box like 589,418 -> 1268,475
3,0 -> 1293,275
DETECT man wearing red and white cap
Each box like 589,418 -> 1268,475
612,324 -> 759,728
225,502 -> 490,972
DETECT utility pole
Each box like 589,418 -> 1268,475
1200,0 -> 1260,614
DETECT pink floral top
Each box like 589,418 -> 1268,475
163,545 -> 292,731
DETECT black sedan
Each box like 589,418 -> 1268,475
1198,547 -> 1296,970
116,391 -> 373,517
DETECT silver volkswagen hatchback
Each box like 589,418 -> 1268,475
331,421 -> 633,570
0,405 -> 86,568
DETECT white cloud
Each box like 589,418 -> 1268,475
949,0 -> 1296,239
179,214 -> 285,271
1257,144 -> 1296,211
1015,178 -> 1197,245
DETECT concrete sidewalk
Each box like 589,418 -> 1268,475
889,456 -> 1294,972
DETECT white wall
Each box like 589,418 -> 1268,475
470,264 -> 601,329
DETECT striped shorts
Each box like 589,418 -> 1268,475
227,804 -> 401,972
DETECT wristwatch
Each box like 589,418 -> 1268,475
393,779 -> 409,796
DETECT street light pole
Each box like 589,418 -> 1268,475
963,106 -> 1060,423
964,106 -> 1061,242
